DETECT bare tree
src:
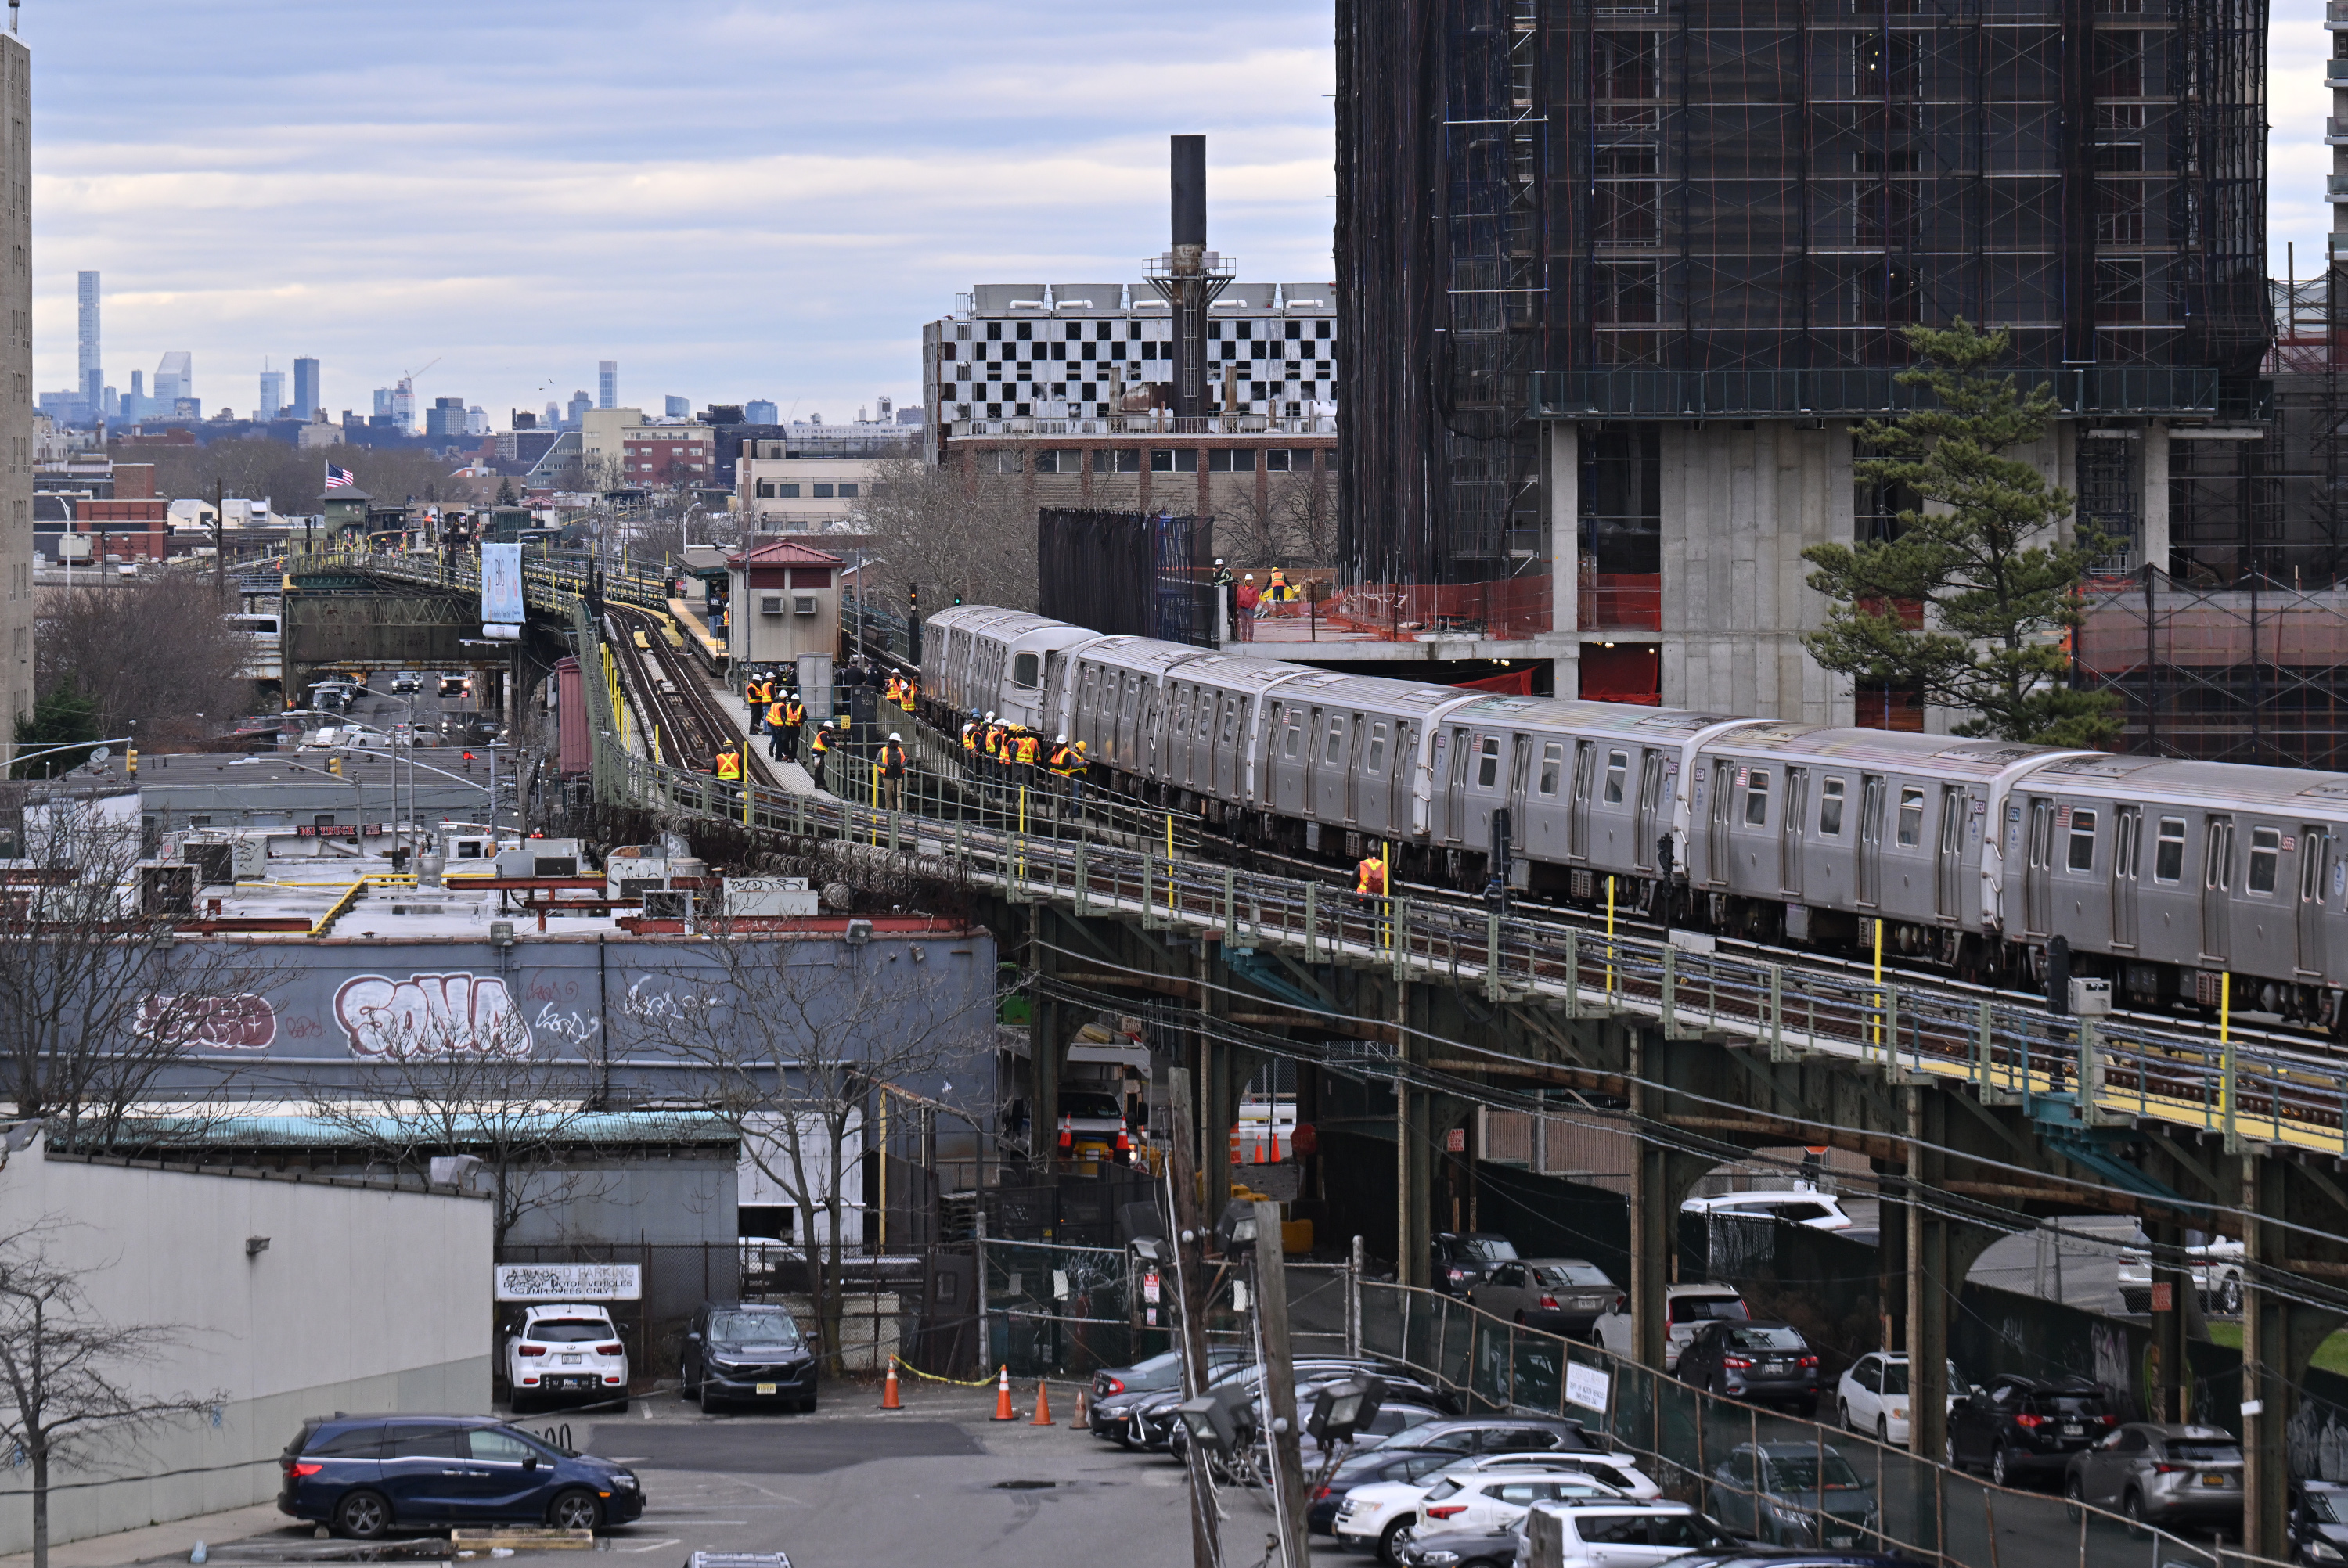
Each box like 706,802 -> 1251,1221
0,798 -> 279,1153
307,1041 -> 603,1253
848,453 -> 1036,610
618,930 -> 992,1370
120,438 -> 455,516
1267,464 -> 1338,566
32,578 -> 253,749
0,1217 -> 225,1568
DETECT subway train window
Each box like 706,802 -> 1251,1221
1604,750 -> 1629,804
2155,817 -> 2185,881
1478,737 -> 1502,789
2068,809 -> 2098,872
2249,826 -> 2281,894
1369,723 -> 1391,776
1897,786 -> 1925,847
1745,770 -> 1770,826
1820,777 -> 1846,836
1538,741 -> 1563,795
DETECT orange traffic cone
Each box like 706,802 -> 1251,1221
1030,1379 -> 1053,1426
1068,1386 -> 1089,1429
990,1365 -> 1016,1421
881,1357 -> 902,1410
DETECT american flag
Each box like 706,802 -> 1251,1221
324,464 -> 356,490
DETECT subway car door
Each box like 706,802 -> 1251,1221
1857,774 -> 1888,908
1634,751 -> 1672,878
1507,734 -> 1532,844
1446,727 -> 1472,843
2201,815 -> 2233,961
2021,797 -> 2054,937
2110,806 -> 2141,949
1346,715 -> 1366,824
1934,786 -> 1964,921
1705,760 -> 1733,886
1781,768 -> 1807,896
2299,825 -> 2332,977
1569,742 -> 1594,861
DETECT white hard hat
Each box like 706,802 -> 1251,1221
889,732 -> 902,741
985,710 -> 995,721
1057,733 -> 1067,743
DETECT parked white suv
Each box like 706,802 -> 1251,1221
506,1304 -> 628,1412
1594,1283 -> 1749,1372
2117,1236 -> 2245,1316
1681,1189 -> 1856,1231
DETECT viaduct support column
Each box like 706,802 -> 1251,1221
1626,1030 -> 1710,1376
1199,938 -> 1233,1225
1395,979 -> 1430,1288
1030,907 -> 1061,1176
2146,1214 -> 2190,1422
2243,1153 -> 2289,1560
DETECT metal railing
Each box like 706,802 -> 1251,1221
1359,1282 -> 2292,1568
315,546 -> 2347,1158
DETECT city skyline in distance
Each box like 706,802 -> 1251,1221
24,0 -> 1339,430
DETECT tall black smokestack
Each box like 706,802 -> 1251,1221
1172,135 -> 1206,250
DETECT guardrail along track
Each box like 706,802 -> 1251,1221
294,548 -> 2346,1156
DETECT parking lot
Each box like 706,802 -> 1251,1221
157,1388 -> 1284,1568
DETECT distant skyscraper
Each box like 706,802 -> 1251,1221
544,401 -> 560,428
293,357 -> 320,420
664,395 -> 689,419
597,361 -> 618,409
567,390 -> 592,427
373,387 -> 394,418
392,377 -> 416,433
153,351 -> 192,414
744,399 -> 777,425
258,368 -> 285,420
425,395 -> 467,439
75,272 -> 99,413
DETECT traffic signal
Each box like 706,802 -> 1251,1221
952,590 -> 964,606
907,584 -> 919,613
326,755 -> 344,777
124,746 -> 137,777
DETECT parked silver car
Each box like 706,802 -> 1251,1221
2064,1423 -> 2242,1532
1466,1257 -> 1616,1337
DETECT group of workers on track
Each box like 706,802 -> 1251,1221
706,662 -> 922,800
960,710 -> 1086,794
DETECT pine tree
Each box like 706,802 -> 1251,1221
10,681 -> 101,779
1801,318 -> 2121,747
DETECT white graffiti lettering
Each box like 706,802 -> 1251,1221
132,993 -> 278,1052
532,1002 -> 601,1046
333,973 -> 533,1060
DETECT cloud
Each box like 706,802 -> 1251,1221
27,0 -> 1337,419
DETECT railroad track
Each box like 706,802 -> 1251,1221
604,603 -> 777,791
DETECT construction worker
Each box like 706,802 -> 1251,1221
1014,727 -> 1041,771
715,741 -> 743,782
878,731 -> 908,812
1267,566 -> 1292,610
779,691 -> 807,763
808,720 -> 834,793
745,671 -> 772,732
765,693 -> 790,761
961,710 -> 981,755
981,712 -> 1005,767
1236,574 -> 1261,638
1047,733 -> 1079,777
883,671 -> 903,709
895,671 -> 918,714
1356,845 -> 1390,898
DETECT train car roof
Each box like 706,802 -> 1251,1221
1163,654 -> 1320,693
2031,753 -> 2348,810
1443,695 -> 1752,734
1074,636 -> 1219,674
1713,727 -> 2070,777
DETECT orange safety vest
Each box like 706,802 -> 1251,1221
884,675 -> 902,705
783,699 -> 806,728
1017,734 -> 1042,765
1356,856 -> 1388,896
961,723 -> 979,752
880,742 -> 907,779
897,678 -> 917,711
1048,744 -> 1076,775
812,729 -> 831,755
716,750 -> 742,780
747,677 -> 771,706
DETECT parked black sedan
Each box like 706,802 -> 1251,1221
1678,1321 -> 1821,1415
1947,1375 -> 2118,1487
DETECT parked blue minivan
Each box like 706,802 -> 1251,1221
278,1414 -> 643,1537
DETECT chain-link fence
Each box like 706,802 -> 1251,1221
1363,1282 -> 2290,1568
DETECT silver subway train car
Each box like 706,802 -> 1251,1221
920,606 -> 2348,1032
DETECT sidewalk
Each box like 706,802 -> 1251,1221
0,1502 -> 299,1568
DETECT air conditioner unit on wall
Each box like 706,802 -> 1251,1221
761,595 -> 783,615
794,595 -> 817,615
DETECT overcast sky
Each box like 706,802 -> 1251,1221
26,1 -> 1338,426
24,2 -> 2331,429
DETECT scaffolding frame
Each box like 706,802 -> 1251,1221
1338,0 -> 2268,588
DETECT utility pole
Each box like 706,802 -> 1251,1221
1251,1198 -> 1309,1568
211,477 -> 227,596
1165,1069 -> 1223,1568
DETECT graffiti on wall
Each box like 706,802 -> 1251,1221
132,993 -> 279,1052
333,973 -> 534,1059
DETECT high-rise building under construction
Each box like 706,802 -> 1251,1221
1336,0 -> 2267,719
